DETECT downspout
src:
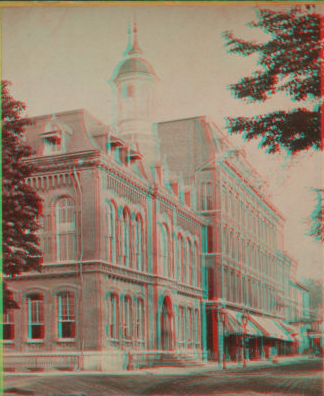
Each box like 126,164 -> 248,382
73,166 -> 83,369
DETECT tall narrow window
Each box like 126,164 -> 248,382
127,83 -> 135,98
57,292 -> 75,339
162,225 -> 169,278
207,225 -> 213,253
178,235 -> 184,282
179,306 -> 185,342
158,226 -> 164,276
107,294 -> 118,339
56,197 -> 76,261
206,182 -> 213,210
135,298 -> 144,341
200,182 -> 206,210
122,296 -> 132,339
172,234 -> 177,280
194,242 -> 199,287
106,202 -> 116,263
27,294 -> 44,340
194,309 -> 199,344
3,311 -> 14,340
135,216 -> 143,271
122,210 -> 130,267
188,308 -> 193,342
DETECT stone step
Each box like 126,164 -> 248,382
150,353 -> 203,368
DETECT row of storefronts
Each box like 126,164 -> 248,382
206,303 -> 308,365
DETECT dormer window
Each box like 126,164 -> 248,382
42,132 -> 62,155
39,115 -> 72,156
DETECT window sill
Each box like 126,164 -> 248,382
2,340 -> 14,344
56,338 -> 75,343
26,339 -> 44,343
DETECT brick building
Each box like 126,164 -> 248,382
3,24 -> 310,371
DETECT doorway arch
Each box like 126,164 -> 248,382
160,295 -> 173,351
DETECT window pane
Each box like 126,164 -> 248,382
62,321 -> 75,338
3,324 -> 14,340
31,324 -> 43,339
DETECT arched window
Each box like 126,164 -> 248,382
135,216 -> 143,271
57,292 -> 75,339
179,306 -> 185,343
122,296 -> 132,340
172,234 -> 177,280
55,197 -> 76,261
3,310 -> 14,340
121,209 -> 130,267
162,225 -> 169,278
157,226 -> 163,275
186,239 -> 191,284
193,242 -> 198,287
134,298 -> 144,341
107,293 -> 118,339
187,308 -> 193,342
158,225 -> 169,277
178,235 -> 184,282
105,202 -> 116,263
27,293 -> 44,340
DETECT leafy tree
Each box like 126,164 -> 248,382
223,6 -> 322,243
305,188 -> 324,243
2,81 -> 43,312
223,6 -> 321,154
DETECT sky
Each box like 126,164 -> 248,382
2,3 -> 323,281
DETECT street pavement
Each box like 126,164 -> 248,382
3,356 -> 323,396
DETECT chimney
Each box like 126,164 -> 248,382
185,189 -> 191,208
171,180 -> 179,197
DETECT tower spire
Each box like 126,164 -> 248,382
127,18 -> 143,57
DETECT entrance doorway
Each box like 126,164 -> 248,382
161,297 -> 172,350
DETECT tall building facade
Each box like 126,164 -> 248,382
3,25 -> 310,372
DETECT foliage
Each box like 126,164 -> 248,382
305,188 -> 323,243
2,81 -> 43,312
301,277 -> 323,310
223,6 -> 321,155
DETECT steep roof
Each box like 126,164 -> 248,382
24,109 -> 105,157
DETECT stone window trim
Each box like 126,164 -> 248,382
52,287 -> 78,342
25,292 -> 46,342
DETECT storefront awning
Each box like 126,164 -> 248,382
248,314 -> 294,341
224,309 -> 261,337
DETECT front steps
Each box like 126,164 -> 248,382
149,352 -> 205,368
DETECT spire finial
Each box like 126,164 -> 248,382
125,15 -> 142,57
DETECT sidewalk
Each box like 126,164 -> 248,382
4,355 -> 320,377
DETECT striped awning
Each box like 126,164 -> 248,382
248,314 -> 294,341
223,309 -> 261,337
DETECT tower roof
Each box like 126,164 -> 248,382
113,21 -> 156,82
116,58 -> 156,78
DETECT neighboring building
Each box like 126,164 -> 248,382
3,24 -> 311,372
